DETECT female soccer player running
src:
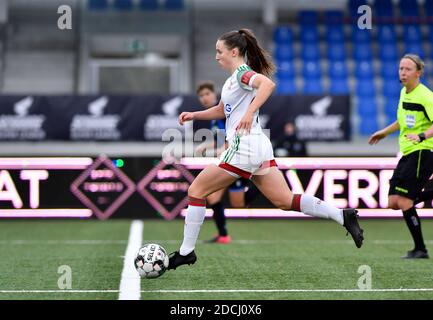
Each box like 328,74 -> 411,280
369,54 -> 433,259
168,29 -> 364,270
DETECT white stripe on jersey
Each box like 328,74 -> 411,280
221,64 -> 263,142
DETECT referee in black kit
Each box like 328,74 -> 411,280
369,54 -> 433,259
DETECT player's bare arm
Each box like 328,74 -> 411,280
405,123 -> 433,143
236,75 -> 276,134
179,101 -> 225,125
368,121 -> 400,145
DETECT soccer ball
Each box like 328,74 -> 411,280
134,243 -> 169,279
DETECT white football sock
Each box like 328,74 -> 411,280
179,204 -> 206,256
300,194 -> 344,225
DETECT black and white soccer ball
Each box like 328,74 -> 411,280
134,243 -> 169,279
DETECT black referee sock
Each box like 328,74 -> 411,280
245,185 -> 260,207
210,202 -> 228,237
403,207 -> 426,252
414,190 -> 433,205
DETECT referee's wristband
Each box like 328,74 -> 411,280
418,132 -> 426,142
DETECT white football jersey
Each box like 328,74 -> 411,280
221,64 -> 263,142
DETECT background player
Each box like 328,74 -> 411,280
369,54 -> 433,259
168,28 -> 364,270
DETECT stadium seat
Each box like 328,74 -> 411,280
329,78 -> 350,94
425,0 -> 433,16
274,45 -> 294,61
399,0 -> 420,17
299,11 -> 318,25
359,118 -> 379,135
328,61 -> 348,79
353,44 -> 373,60
356,80 -> 376,97
382,80 -> 402,98
326,25 -> 345,43
276,61 -> 296,78
301,43 -> 321,61
384,97 -> 400,117
374,0 -> 393,17
379,43 -> 399,60
405,43 -> 425,59
355,60 -> 375,79
403,25 -> 422,43
277,79 -> 297,94
113,0 -> 133,10
303,79 -> 323,94
303,61 -> 322,78
352,26 -> 371,44
300,26 -> 319,43
357,97 -> 378,117
139,0 -> 158,10
381,61 -> 398,79
377,24 -> 396,44
88,0 -> 108,10
325,11 -> 344,25
273,27 -> 294,45
164,0 -> 184,10
327,43 -> 346,61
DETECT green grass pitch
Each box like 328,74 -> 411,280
0,218 -> 433,300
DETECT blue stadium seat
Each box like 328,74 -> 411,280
399,0 -> 420,17
88,0 -> 108,10
329,78 -> 350,94
301,26 -> 319,43
356,80 -> 376,96
352,26 -> 371,43
382,80 -> 402,98
303,61 -> 322,78
357,97 -> 378,117
355,61 -> 374,79
379,43 -> 399,60
359,118 -> 379,136
277,79 -> 297,94
403,25 -> 422,43
428,25 -> 433,45
425,0 -> 433,16
377,24 -> 396,43
325,11 -> 344,25
299,11 -> 318,25
384,97 -> 400,117
139,0 -> 158,10
326,25 -> 345,43
327,43 -> 346,61
164,0 -> 184,10
374,0 -> 393,17
381,61 -> 398,79
276,61 -> 296,78
273,27 -> 294,45
113,0 -> 133,10
353,44 -> 373,60
303,79 -> 324,94
274,45 -> 294,61
301,43 -> 321,61
328,61 -> 348,79
405,43 -> 425,59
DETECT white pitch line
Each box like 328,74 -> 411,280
1,288 -> 433,294
118,220 -> 143,300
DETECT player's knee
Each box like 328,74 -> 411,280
188,184 -> 206,200
388,200 -> 399,210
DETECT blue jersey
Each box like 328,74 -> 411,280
210,119 -> 226,148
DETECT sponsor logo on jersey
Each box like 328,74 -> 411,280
225,103 -> 232,114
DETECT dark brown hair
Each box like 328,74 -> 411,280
196,81 -> 215,95
218,29 -> 275,77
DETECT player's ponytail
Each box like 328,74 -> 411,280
219,29 -> 275,77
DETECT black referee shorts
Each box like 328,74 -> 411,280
389,149 -> 433,200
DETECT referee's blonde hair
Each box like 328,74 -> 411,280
401,54 -> 425,75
